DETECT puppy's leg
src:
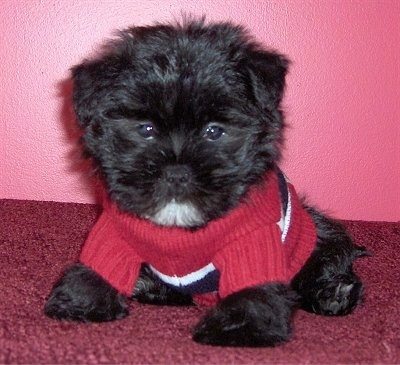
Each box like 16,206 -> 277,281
44,263 -> 129,322
133,264 -> 193,306
193,283 -> 298,347
291,206 -> 370,315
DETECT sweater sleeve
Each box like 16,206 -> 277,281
79,210 -> 143,296
212,223 -> 288,299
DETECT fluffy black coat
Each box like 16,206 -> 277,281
71,20 -> 287,226
45,20 -> 369,347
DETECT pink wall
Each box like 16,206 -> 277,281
1,0 -> 399,222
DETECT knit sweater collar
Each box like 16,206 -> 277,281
104,170 -> 282,266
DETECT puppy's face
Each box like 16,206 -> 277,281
72,21 -> 288,228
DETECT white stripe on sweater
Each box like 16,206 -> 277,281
277,188 -> 292,242
149,262 -> 216,287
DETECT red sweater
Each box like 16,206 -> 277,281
80,170 -> 316,305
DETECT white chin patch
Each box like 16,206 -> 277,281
148,200 -> 204,228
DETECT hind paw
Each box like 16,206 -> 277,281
307,276 -> 364,316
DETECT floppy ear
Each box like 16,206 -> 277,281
246,50 -> 289,110
71,60 -> 109,128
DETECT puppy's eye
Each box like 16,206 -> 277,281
203,125 -> 226,141
137,123 -> 155,140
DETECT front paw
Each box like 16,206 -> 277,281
193,283 -> 298,347
44,263 -> 128,322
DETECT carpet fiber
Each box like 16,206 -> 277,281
0,199 -> 399,364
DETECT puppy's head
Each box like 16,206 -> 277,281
72,20 -> 289,228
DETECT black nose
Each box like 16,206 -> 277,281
163,165 -> 192,186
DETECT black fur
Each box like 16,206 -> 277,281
45,19 -> 369,347
291,206 -> 370,316
71,19 -> 288,226
193,283 -> 299,347
44,263 -> 128,322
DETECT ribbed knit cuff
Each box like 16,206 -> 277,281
80,211 -> 142,296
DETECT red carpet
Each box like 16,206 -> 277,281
0,199 -> 399,364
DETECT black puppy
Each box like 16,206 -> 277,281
45,20 -> 369,347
